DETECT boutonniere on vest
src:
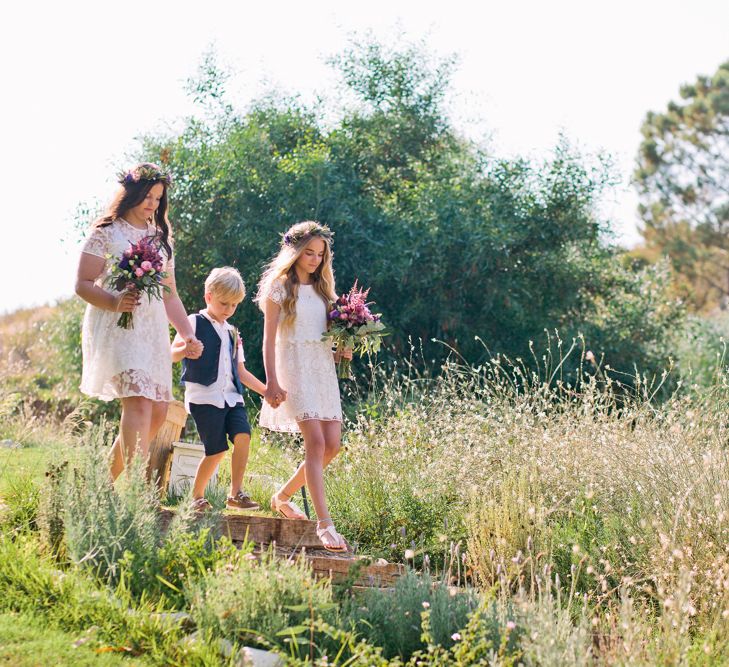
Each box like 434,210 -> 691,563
229,328 -> 241,355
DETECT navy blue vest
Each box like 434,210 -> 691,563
181,315 -> 244,395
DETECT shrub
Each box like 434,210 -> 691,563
63,436 -> 162,592
187,547 -> 336,648
341,569 -> 477,660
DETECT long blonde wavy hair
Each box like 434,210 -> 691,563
255,221 -> 337,327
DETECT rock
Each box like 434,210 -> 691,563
237,646 -> 284,667
0,439 -> 21,449
180,632 -> 283,666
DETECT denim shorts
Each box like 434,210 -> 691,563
189,402 -> 251,456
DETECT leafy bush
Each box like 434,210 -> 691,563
187,547 -> 336,648
63,436 -> 162,592
341,569 -> 477,660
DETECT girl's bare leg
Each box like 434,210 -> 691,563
110,399 -> 169,480
274,420 -> 342,502
277,420 -> 328,520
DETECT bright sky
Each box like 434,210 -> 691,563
1,0 -> 727,314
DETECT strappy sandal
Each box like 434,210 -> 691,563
191,497 -> 213,513
270,493 -> 307,520
316,520 -> 348,553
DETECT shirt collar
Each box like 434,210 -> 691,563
199,309 -> 233,331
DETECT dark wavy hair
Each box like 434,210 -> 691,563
94,162 -> 173,258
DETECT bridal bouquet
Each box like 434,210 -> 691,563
106,236 -> 169,329
322,281 -> 386,378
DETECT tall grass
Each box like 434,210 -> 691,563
327,342 -> 729,647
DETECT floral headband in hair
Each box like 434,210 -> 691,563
117,163 -> 172,187
282,222 -> 333,247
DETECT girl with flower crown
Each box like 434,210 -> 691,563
255,221 -> 352,552
75,163 -> 203,479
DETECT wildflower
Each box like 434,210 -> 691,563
506,621 -> 516,631
451,633 -> 461,641
422,601 -> 430,609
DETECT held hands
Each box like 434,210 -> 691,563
264,382 -> 287,409
183,336 -> 204,359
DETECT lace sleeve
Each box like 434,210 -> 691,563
165,243 -> 175,274
267,280 -> 286,305
80,226 -> 110,258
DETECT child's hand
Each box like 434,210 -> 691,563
184,336 -> 204,359
114,290 -> 140,313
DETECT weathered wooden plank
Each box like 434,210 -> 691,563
159,508 -> 323,549
264,545 -> 404,588
220,513 -> 322,549
308,555 -> 404,587
148,402 -> 187,492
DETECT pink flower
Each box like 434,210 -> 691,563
141,260 -> 153,271
135,267 -> 144,277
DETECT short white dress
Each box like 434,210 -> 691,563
259,281 -> 342,433
79,218 -> 173,402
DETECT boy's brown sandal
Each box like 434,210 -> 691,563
226,491 -> 260,511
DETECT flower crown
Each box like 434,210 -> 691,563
117,163 -> 172,187
282,223 -> 333,247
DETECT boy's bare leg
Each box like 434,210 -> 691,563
229,433 -> 251,497
192,451 -> 225,499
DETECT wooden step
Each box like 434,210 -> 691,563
160,508 -> 322,549
160,508 -> 404,588
270,546 -> 404,588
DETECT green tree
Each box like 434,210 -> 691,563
635,59 -> 729,311
139,38 -> 681,385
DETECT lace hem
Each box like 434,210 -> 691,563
260,415 -> 343,434
81,369 -> 172,402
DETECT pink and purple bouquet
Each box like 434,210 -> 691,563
106,236 -> 170,329
322,281 -> 387,378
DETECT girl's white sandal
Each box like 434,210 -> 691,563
316,522 -> 347,552
270,493 -> 307,520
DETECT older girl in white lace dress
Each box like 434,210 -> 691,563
75,163 -> 203,479
256,221 -> 352,552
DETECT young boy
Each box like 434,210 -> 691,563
171,266 -> 266,512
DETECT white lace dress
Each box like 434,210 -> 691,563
79,219 -> 173,402
259,282 -> 342,432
